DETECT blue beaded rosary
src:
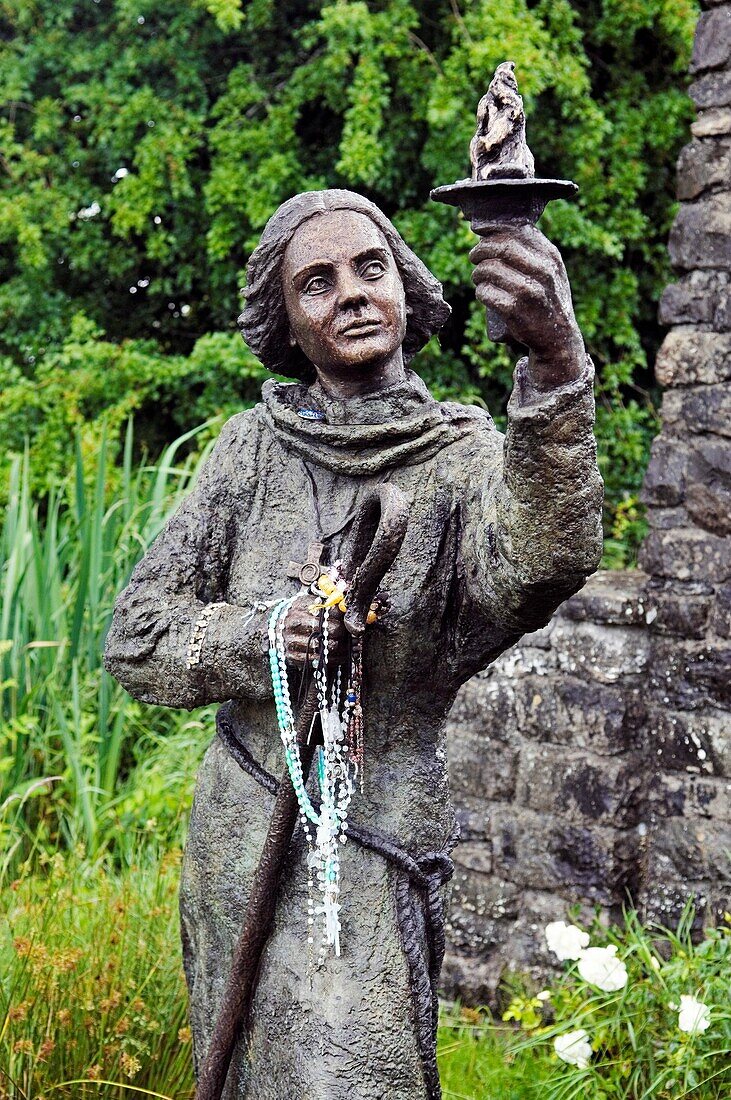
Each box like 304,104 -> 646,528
268,572 -> 361,962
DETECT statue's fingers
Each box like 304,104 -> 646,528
474,260 -> 547,308
475,283 -> 519,334
471,236 -> 562,288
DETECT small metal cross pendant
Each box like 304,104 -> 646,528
287,541 -> 325,588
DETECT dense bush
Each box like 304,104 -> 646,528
1,0 -> 698,563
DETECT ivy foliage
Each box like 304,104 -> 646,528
0,0 -> 697,563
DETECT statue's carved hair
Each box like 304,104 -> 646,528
239,189 -> 451,382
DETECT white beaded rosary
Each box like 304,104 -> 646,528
267,566 -> 365,962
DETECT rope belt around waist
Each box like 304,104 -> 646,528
216,703 -> 459,1100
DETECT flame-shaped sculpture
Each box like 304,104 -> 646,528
431,61 -> 578,339
470,61 -> 535,181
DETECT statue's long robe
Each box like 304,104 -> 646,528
104,361 -> 603,1099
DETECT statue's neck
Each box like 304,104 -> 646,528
310,349 -> 407,402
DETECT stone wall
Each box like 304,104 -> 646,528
442,0 -> 731,1003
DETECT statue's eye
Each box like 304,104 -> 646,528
303,275 -> 330,295
361,260 -> 385,280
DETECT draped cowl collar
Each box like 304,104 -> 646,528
259,370 -> 491,476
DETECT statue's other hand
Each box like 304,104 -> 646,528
282,592 -> 347,668
470,224 -> 585,391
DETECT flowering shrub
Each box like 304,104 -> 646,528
504,907 -> 731,1099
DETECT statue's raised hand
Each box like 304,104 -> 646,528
470,223 -> 585,391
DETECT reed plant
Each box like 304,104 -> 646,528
1,846 -> 194,1099
0,423 -> 217,865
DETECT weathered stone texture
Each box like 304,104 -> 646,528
669,193 -> 731,270
690,69 -> 731,108
690,7 -> 731,74
690,108 -> 731,136
662,383 -> 731,436
676,139 -> 731,200
655,328 -> 731,386
659,272 -> 730,328
443,0 -> 731,1002
639,527 -> 731,583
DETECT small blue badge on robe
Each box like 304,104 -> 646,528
297,408 -> 326,421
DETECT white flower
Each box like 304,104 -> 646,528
650,956 -> 661,971
536,989 -> 552,1001
545,921 -> 590,961
554,1029 -> 592,1068
77,201 -> 101,220
577,945 -> 628,992
112,167 -> 129,181
678,995 -> 711,1034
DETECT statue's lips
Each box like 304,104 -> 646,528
339,319 -> 382,337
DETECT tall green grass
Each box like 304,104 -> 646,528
0,424 -> 217,865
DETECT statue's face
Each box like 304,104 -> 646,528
281,210 -> 407,378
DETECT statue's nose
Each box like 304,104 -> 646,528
337,270 -> 369,310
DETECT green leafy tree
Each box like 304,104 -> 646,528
0,0 -> 698,562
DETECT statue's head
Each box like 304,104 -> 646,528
239,189 -> 451,383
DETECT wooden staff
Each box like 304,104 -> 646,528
195,484 -> 408,1100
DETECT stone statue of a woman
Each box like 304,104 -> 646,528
104,186 -> 603,1099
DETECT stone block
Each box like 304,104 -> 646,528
690,69 -> 731,108
489,805 -> 633,902
561,570 -> 649,625
485,636 -> 559,682
646,706 -> 731,776
650,638 -> 731,709
446,871 -> 521,955
639,526 -> 731,583
655,328 -> 731,386
453,796 -> 492,842
449,671 -> 517,738
709,581 -> 731,636
659,271 -> 729,325
645,506 -> 690,530
647,771 -> 731,821
690,7 -> 731,74
513,673 -> 645,755
717,285 -> 731,329
682,434 -> 731,534
454,840 -> 494,876
443,885 -> 597,1003
551,619 -> 650,684
647,586 -> 712,638
691,108 -> 731,137
439,953 -> 502,1007
691,434 -> 731,478
515,744 -> 644,825
662,384 -> 731,437
677,138 -> 731,198
686,482 -> 731,535
646,817 -> 731,882
642,437 -> 689,506
669,192 -> 731,270
447,727 -> 520,801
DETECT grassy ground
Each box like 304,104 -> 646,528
438,1009 -> 552,1100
